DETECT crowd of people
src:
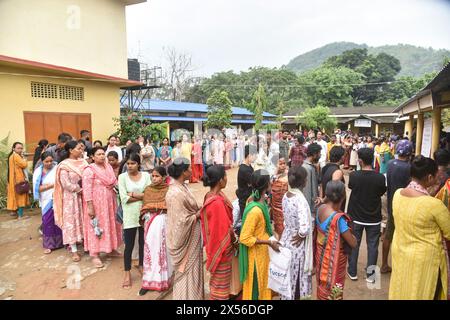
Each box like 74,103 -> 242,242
5,126 -> 450,300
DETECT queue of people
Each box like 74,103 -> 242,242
4,126 -> 450,301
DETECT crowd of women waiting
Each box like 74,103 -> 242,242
5,126 -> 450,300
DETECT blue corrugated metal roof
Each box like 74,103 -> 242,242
122,98 -> 276,117
143,115 -> 275,125
143,116 -> 206,122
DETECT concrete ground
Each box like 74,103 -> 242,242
0,167 -> 390,300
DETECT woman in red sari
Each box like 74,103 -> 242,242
201,165 -> 238,300
315,180 -> 357,300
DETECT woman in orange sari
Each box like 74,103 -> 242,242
201,165 -> 238,300
315,180 -> 357,300
7,142 -> 30,219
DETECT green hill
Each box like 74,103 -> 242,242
285,42 -> 450,77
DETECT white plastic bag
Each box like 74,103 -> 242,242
267,237 -> 292,299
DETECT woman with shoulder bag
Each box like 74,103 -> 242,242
7,142 -> 30,220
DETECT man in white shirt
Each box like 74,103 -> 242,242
316,131 -> 328,169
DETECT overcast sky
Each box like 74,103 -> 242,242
126,0 -> 450,77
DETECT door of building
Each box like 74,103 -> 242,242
23,111 -> 92,149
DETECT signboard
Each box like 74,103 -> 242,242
421,118 -> 433,157
354,119 -> 372,128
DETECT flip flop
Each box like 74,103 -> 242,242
92,257 -> 104,268
72,253 -> 81,262
43,249 -> 52,254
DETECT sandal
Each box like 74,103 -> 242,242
72,253 -> 81,262
108,250 -> 123,257
380,266 -> 392,274
92,257 -> 104,268
43,249 -> 52,254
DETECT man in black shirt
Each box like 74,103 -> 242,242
236,144 -> 257,230
347,148 -> 386,283
320,145 -> 345,201
381,139 -> 412,274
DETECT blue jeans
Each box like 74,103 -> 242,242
347,222 -> 381,277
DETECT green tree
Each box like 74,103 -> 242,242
252,83 -> 267,131
299,66 -> 364,107
205,90 -> 233,129
296,105 -> 337,133
276,100 -> 286,130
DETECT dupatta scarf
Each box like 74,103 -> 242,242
33,162 -> 57,215
239,199 -> 273,283
53,158 -> 88,228
89,162 -> 117,190
201,192 -> 233,273
141,182 -> 169,213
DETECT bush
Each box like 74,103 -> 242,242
113,112 -> 168,145
0,134 -> 10,209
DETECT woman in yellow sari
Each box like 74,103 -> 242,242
435,177 -> 450,300
239,169 -> 281,300
390,156 -> 450,300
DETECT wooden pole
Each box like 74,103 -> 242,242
431,107 -> 441,159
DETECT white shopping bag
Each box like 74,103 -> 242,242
267,237 -> 292,299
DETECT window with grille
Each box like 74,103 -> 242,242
30,82 -> 84,101
59,85 -> 84,101
31,82 -> 58,99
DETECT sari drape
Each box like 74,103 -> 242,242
315,211 -> 351,300
201,192 -> 234,300
166,180 -> 204,299
33,163 -> 63,250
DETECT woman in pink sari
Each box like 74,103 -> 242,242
53,141 -> 88,262
82,147 -> 123,268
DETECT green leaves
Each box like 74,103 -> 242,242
0,134 -> 10,209
113,113 -> 168,144
205,90 -> 233,130
297,105 -> 337,134
252,84 -> 266,131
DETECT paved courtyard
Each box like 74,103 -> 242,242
0,167 -> 390,300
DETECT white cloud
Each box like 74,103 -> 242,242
126,0 -> 450,76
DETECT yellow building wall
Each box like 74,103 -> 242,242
0,0 -> 129,78
0,66 -> 120,151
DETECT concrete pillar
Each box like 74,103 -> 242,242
375,123 -> 379,137
194,121 -> 202,138
431,107 -> 441,159
166,122 -> 170,140
415,113 -> 424,155
404,115 -> 413,139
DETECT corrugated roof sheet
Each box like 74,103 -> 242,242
143,115 -> 275,124
122,99 -> 276,117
